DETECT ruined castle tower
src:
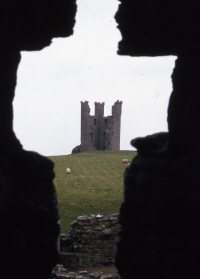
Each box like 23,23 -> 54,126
80,101 -> 122,152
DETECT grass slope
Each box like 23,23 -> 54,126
49,150 -> 136,234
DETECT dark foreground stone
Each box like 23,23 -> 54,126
115,133 -> 200,279
0,151 -> 60,279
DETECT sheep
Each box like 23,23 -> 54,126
122,159 -> 129,164
66,168 -> 71,174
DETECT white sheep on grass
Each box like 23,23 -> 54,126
122,159 -> 129,164
66,168 -> 71,174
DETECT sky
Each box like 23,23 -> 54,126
13,0 -> 177,156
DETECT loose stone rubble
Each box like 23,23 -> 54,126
51,264 -> 121,279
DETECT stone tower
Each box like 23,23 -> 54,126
80,101 -> 122,152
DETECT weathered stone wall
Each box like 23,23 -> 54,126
59,214 -> 120,267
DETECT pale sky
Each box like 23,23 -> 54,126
13,0 -> 176,156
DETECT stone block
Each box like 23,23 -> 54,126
90,271 -> 104,279
79,271 -> 88,276
95,214 -> 104,219
100,275 -> 118,279
70,221 -> 78,228
78,222 -> 85,226
81,239 -> 91,245
77,216 -> 89,222
64,272 -> 77,279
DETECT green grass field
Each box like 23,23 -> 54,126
49,150 -> 137,234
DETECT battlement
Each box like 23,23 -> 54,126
114,100 -> 123,104
94,102 -> 105,105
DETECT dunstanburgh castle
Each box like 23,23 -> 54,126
72,101 -> 122,153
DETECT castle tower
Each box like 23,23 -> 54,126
79,101 -> 122,152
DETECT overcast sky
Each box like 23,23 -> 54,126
13,0 -> 176,156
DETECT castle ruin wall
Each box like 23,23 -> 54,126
59,213 -> 120,267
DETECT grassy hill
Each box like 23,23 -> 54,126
49,150 -> 137,234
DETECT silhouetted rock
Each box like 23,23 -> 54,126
131,132 -> 168,156
0,0 -> 76,278
168,54 -> 200,155
0,151 -> 60,279
116,135 -> 200,279
115,0 -> 200,56
115,1 -> 200,279
0,0 -> 77,51
0,49 -> 22,153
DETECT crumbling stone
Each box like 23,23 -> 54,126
60,214 -> 120,267
79,271 -> 88,276
90,272 -> 104,279
51,265 -> 120,279
100,275 -> 118,279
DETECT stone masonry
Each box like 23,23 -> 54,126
59,214 -> 120,268
51,264 -> 121,279
80,101 -> 122,152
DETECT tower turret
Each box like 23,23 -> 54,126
95,102 -> 105,117
110,100 -> 123,150
80,101 -> 95,152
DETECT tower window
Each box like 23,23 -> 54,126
90,133 -> 93,140
94,119 -> 96,125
